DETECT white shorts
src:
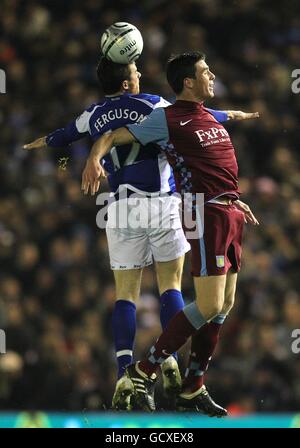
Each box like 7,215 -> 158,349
106,195 -> 190,270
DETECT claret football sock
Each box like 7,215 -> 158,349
159,289 -> 185,360
112,299 -> 136,379
139,302 -> 207,377
182,314 -> 227,393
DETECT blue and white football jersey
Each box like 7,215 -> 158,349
46,93 -> 228,195
46,93 -> 174,194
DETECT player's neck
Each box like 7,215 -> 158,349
176,92 -> 204,103
105,90 -> 127,97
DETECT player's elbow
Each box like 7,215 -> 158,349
113,127 -> 135,146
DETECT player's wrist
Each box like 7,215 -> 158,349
226,111 -> 234,120
87,154 -> 101,167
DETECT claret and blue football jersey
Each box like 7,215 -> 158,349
126,101 -> 238,202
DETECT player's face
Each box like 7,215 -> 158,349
127,63 -> 141,94
192,60 -> 215,100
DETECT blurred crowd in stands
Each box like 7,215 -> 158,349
0,0 -> 300,413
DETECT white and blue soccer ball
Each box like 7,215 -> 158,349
100,22 -> 143,64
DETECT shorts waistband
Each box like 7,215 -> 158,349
113,189 -> 173,201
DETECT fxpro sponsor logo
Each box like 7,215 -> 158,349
0,69 -> 6,94
291,69 -> 300,94
195,126 -> 230,148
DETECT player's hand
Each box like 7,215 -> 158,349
227,111 -> 260,120
23,136 -> 47,150
235,200 -> 259,225
81,157 -> 106,196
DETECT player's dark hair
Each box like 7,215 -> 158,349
166,51 -> 206,94
97,57 -> 132,95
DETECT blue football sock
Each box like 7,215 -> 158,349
160,289 -> 185,360
112,299 -> 136,379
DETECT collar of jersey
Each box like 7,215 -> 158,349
104,93 -> 131,99
175,100 -> 204,110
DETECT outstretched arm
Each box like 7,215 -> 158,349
23,124 -> 87,150
206,108 -> 259,122
23,109 -> 92,150
226,110 -> 259,120
23,136 -> 48,150
81,127 -> 135,195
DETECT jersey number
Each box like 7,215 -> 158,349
110,142 -> 141,171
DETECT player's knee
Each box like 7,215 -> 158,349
170,265 -> 183,288
170,261 -> 182,277
157,264 -> 182,294
160,274 -> 181,293
195,298 -> 223,321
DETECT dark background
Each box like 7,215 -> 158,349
0,0 -> 300,413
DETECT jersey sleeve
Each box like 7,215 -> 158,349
205,108 -> 228,123
153,97 -> 172,109
126,107 -> 169,146
46,109 -> 92,147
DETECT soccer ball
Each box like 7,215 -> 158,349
100,22 -> 143,64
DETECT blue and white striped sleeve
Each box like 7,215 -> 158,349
206,108 -> 228,123
46,109 -> 91,148
126,107 -> 169,146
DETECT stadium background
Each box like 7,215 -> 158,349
0,0 -> 300,427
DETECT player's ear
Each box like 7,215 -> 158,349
183,77 -> 194,90
122,80 -> 129,91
